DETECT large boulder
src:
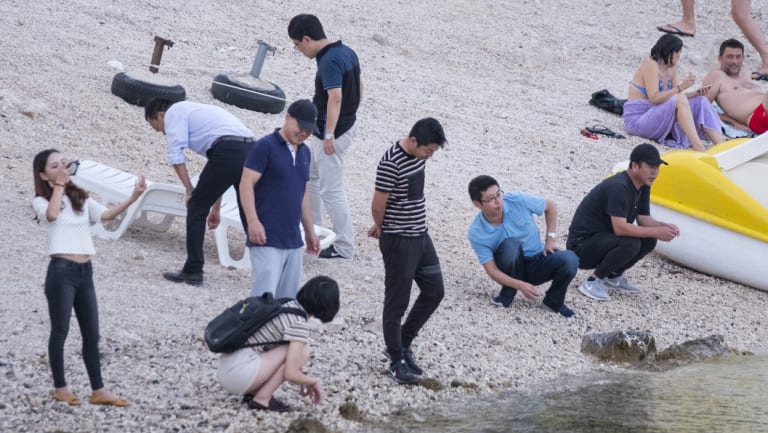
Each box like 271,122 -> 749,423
581,330 -> 656,363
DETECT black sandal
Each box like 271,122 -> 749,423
586,125 -> 626,139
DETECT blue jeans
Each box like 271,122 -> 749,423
494,238 -> 578,310
44,258 -> 103,390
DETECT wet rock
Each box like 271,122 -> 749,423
581,330 -> 656,363
656,334 -> 751,363
339,402 -> 364,422
450,379 -> 479,390
285,418 -> 328,433
417,377 -> 444,391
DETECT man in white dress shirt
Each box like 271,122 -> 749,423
145,98 -> 254,286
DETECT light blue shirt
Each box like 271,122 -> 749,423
467,192 -> 546,264
163,101 -> 254,165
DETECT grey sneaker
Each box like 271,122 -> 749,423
604,275 -> 641,293
578,278 -> 610,301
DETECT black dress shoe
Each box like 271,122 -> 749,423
162,270 -> 203,286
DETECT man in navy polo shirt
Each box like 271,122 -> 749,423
289,14 -> 362,260
239,100 -> 320,298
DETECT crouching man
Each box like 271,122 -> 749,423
467,175 -> 578,317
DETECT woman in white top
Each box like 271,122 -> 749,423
216,276 -> 340,412
32,149 -> 146,407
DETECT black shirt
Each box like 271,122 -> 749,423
566,171 -> 650,248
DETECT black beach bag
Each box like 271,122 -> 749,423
589,89 -> 626,115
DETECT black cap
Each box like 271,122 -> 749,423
630,143 -> 668,166
287,99 -> 320,134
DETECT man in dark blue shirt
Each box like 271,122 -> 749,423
289,14 -> 362,260
239,100 -> 319,298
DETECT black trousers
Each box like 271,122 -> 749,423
44,258 -> 103,390
183,139 -> 251,274
571,232 -> 657,279
380,232 -> 444,362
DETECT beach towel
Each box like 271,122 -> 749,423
623,96 -> 722,148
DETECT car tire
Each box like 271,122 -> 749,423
211,73 -> 286,114
111,72 -> 186,106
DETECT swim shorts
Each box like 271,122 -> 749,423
748,103 -> 768,134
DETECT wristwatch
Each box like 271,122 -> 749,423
546,232 -> 557,239
324,133 -> 334,140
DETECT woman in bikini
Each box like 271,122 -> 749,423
624,33 -> 724,151
32,148 -> 145,407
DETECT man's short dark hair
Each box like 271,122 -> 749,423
144,98 -> 175,121
719,38 -> 745,57
408,117 -> 447,147
288,14 -> 327,41
296,275 -> 339,323
468,175 -> 499,203
650,34 -> 684,65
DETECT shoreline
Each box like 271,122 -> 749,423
3,0 -> 768,431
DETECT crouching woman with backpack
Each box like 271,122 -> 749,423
216,276 -> 340,412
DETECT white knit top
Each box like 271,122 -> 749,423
32,195 -> 106,256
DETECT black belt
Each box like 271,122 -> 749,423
211,135 -> 254,148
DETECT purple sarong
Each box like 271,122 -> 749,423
623,96 -> 722,149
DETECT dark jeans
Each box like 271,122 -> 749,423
570,232 -> 657,279
494,238 -> 579,310
44,258 -> 103,390
380,232 -> 444,362
183,139 -> 251,274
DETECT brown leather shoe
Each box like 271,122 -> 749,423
50,390 -> 81,406
89,394 -> 130,407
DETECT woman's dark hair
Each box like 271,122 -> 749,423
296,275 -> 340,323
33,148 -> 88,213
650,34 -> 684,65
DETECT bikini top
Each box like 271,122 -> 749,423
630,79 -> 673,95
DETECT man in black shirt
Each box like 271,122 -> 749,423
567,143 -> 680,301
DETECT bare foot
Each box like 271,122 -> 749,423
657,22 -> 695,37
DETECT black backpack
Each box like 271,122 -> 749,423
204,293 -> 307,353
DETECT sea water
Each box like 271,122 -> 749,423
369,355 -> 768,433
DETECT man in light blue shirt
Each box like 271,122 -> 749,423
467,175 -> 578,317
145,98 -> 254,286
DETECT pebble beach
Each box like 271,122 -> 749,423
2,0 -> 768,431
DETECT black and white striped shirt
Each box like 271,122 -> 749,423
375,142 -> 427,236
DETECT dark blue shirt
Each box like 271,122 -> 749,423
243,129 -> 311,249
313,40 -> 361,138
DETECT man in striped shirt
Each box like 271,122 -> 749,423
368,118 -> 446,385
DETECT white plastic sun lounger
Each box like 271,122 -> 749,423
71,159 -> 186,240
71,160 -> 336,270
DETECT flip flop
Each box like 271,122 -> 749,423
751,71 -> 768,81
657,24 -> 694,37
586,125 -> 626,139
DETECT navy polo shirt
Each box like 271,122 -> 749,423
313,40 -> 361,138
243,129 -> 311,249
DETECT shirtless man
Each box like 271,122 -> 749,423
702,39 -> 768,135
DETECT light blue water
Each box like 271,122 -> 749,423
371,355 -> 768,433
